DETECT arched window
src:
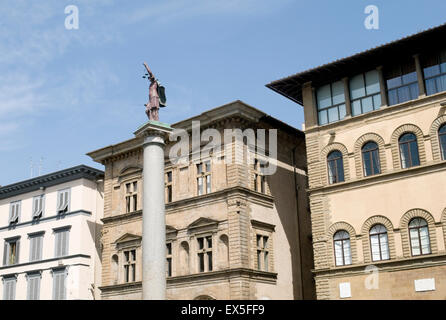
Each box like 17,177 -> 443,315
362,142 -> 381,176
369,224 -> 389,261
439,124 -> 446,160
333,230 -> 351,266
327,151 -> 344,184
409,218 -> 431,256
399,133 -> 420,168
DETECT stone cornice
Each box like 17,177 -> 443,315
99,268 -> 277,293
101,187 -> 274,224
0,165 -> 103,200
313,252 -> 446,278
166,186 -> 274,213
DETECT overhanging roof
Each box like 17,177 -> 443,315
266,23 -> 446,106
0,165 -> 104,200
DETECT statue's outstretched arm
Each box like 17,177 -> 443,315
143,62 -> 154,79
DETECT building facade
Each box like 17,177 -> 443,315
88,100 -> 315,300
0,165 -> 104,300
267,24 -> 446,299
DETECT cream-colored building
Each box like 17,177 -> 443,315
0,165 -> 104,300
87,100 -> 315,300
267,24 -> 446,299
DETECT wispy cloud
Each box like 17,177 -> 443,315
127,0 -> 290,24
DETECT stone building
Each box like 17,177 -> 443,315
267,24 -> 446,299
0,165 -> 104,299
87,100 -> 314,299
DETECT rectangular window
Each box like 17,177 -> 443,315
316,80 -> 346,125
197,236 -> 212,272
27,273 -> 41,300
125,181 -> 138,213
3,238 -> 20,266
54,228 -> 69,258
57,189 -> 70,214
32,195 -> 45,219
166,243 -> 172,277
196,161 -> 211,196
3,277 -> 16,300
9,201 -> 21,224
350,70 -> 382,116
52,268 -> 66,300
385,59 -> 419,106
423,49 -> 446,95
165,171 -> 173,203
29,233 -> 44,262
124,249 -> 136,282
253,159 -> 267,193
256,235 -> 270,272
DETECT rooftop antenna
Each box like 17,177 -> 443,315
29,157 -> 34,178
38,157 -> 44,176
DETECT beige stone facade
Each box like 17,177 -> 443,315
268,25 -> 446,299
87,100 -> 315,300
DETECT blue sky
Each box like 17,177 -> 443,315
0,0 -> 444,186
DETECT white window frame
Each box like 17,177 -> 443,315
256,234 -> 270,272
26,272 -> 41,300
9,201 -> 21,224
32,195 -> 45,219
52,268 -> 67,300
2,276 -> 17,300
3,237 -> 20,266
123,249 -> 137,283
124,181 -> 138,213
196,161 -> 211,196
29,232 -> 44,262
54,227 -> 70,258
57,188 -> 70,214
196,234 -> 213,273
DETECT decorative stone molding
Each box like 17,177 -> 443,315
354,133 -> 387,178
390,124 -> 427,170
327,221 -> 358,267
360,215 -> 396,263
442,208 -> 446,250
399,208 -> 438,258
320,142 -> 351,184
429,115 -> 446,161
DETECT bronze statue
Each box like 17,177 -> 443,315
143,62 -> 166,121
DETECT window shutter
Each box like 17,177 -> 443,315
32,198 -> 37,216
57,192 -> 62,211
53,270 -> 66,300
15,239 -> 20,264
30,237 -> 35,261
41,196 -> 45,216
27,277 -> 34,300
66,189 -> 70,211
34,276 -> 40,300
4,278 -> 15,300
55,232 -> 61,257
3,242 -> 8,266
28,275 -> 40,300
37,236 -> 43,260
62,230 -> 69,256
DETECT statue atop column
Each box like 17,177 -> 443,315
143,62 -> 167,121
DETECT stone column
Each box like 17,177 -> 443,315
134,121 -> 172,300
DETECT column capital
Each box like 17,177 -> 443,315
134,120 -> 173,140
